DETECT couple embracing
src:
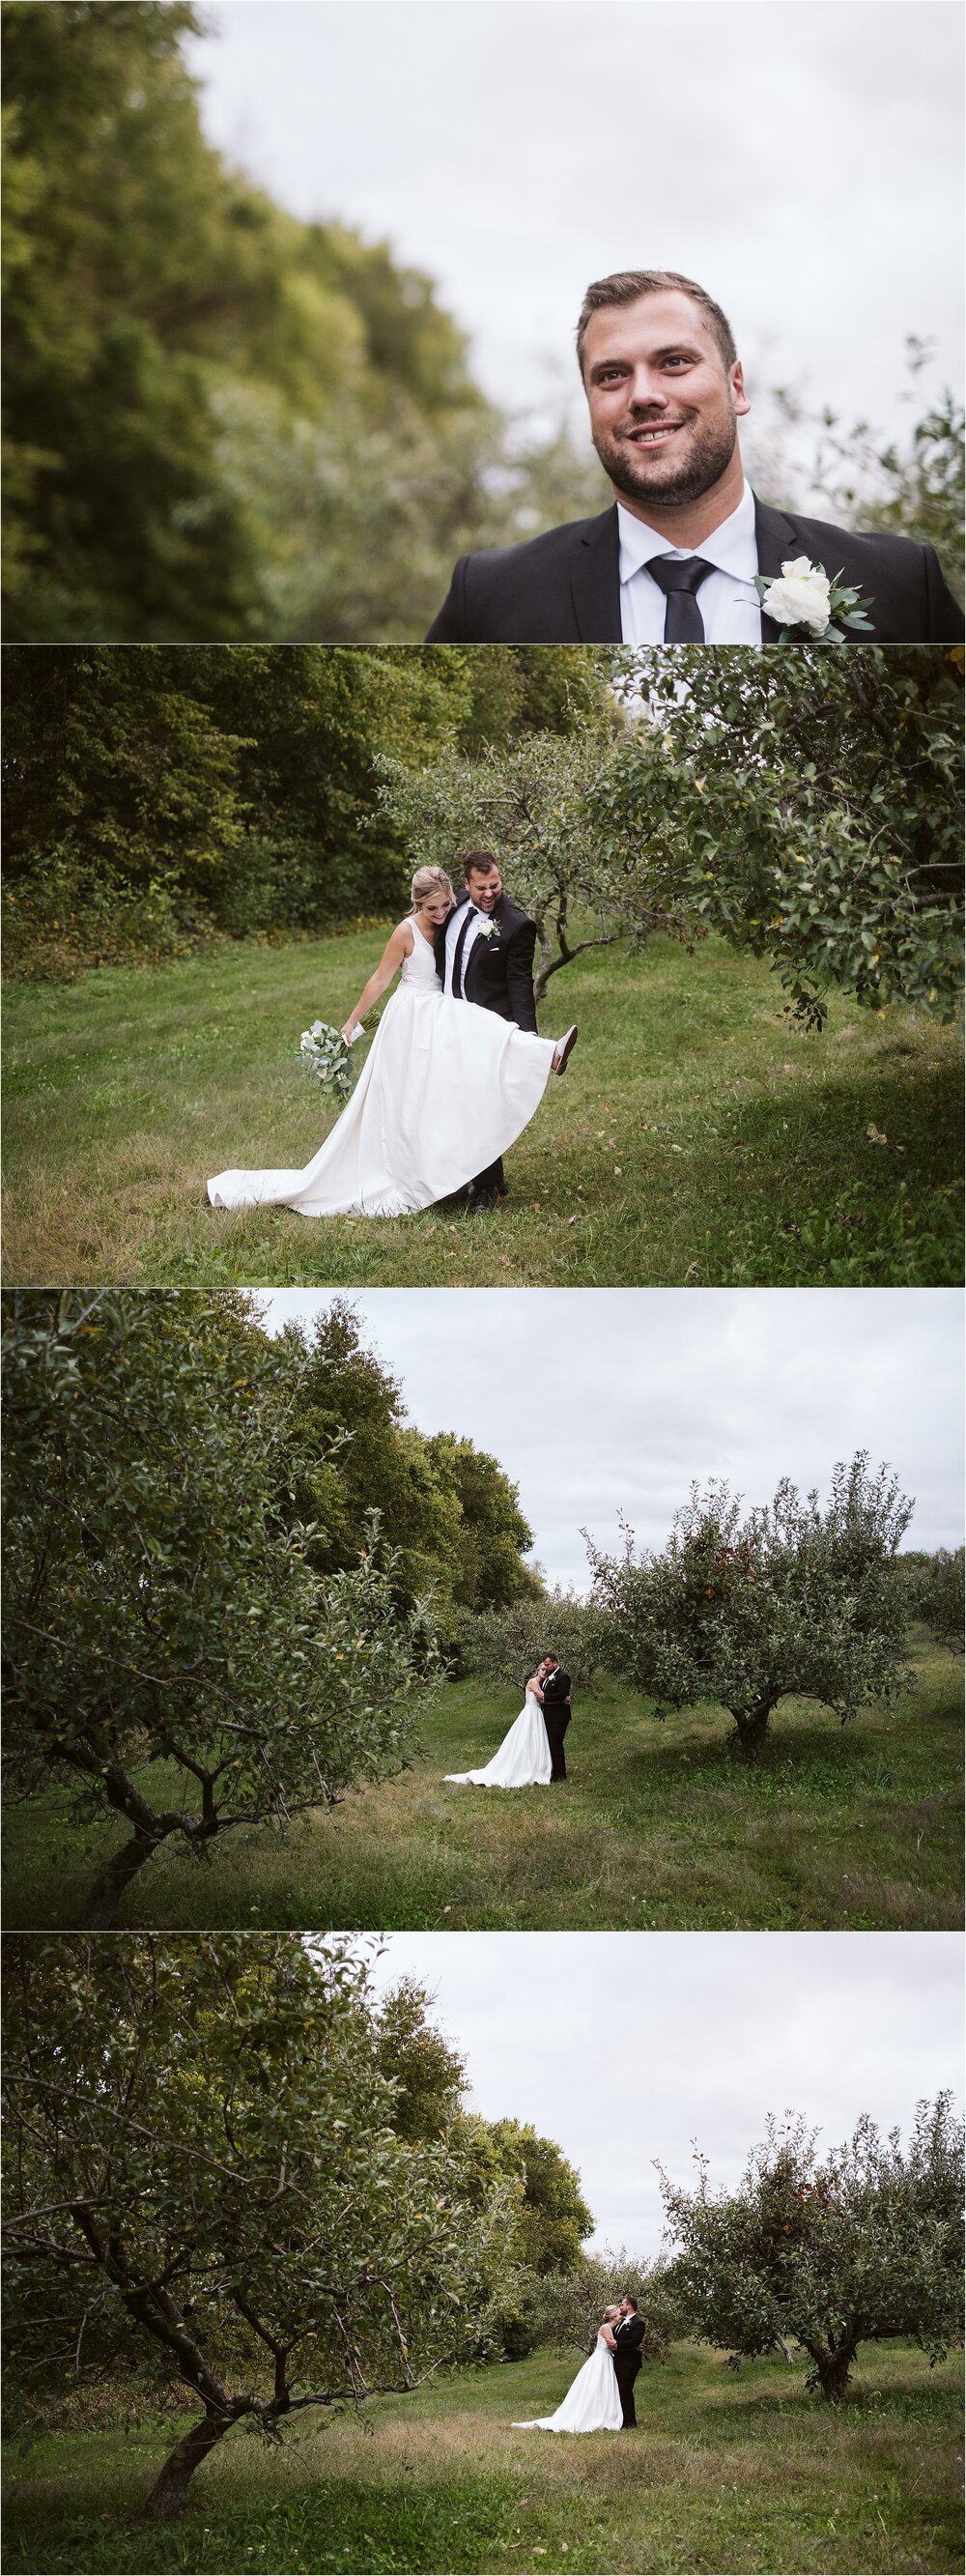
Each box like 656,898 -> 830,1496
208,857 -> 578,1217
515,2296 -> 646,2435
446,1654 -> 573,1790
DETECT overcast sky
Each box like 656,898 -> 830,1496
358,1931 -> 964,2253
260,1288 -> 963,1589
187,2 -> 963,453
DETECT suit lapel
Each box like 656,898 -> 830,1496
568,506 -> 623,643
753,498 -> 796,645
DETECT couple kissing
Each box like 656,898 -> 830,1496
446,1653 -> 574,1790
514,2295 -> 647,2435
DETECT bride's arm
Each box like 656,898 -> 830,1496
600,2322 -> 617,2349
341,924 -> 412,1040
526,1671 -> 545,1701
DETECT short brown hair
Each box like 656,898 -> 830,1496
463,852 -> 500,881
576,271 -> 737,380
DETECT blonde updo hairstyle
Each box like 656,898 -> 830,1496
410,865 -> 454,914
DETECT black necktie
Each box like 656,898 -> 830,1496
450,908 -> 474,999
647,555 -> 714,642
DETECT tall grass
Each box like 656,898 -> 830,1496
4,2342 -> 962,2573
5,1639 -> 960,1932
2,927 -> 961,1285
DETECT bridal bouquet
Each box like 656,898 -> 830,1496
299,1018 -> 363,1101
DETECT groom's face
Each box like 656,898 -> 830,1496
582,289 -> 750,516
467,865 -> 501,914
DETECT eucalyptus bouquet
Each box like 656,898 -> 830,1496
299,1018 -> 364,1102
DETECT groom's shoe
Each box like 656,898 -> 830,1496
553,1024 -> 579,1074
469,1185 -> 501,1212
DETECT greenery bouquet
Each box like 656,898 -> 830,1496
299,1016 -> 364,1101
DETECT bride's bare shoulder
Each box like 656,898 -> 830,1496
393,919 -> 415,949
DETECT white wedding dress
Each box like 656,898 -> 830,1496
207,926 -> 556,1216
513,2331 -> 623,2434
444,1688 -> 553,1789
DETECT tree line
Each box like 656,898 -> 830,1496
1,643 -> 611,979
5,646 -> 960,1031
3,4 -> 961,644
2,0 -> 606,644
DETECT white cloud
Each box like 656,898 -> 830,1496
260,1288 -> 964,1589
363,1930 -> 965,2253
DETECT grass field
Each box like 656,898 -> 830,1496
5,1637 -> 961,1932
4,2342 -> 962,2574
2,927 -> 962,1286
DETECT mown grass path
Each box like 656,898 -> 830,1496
5,1643 -> 961,1932
3,928 -> 961,1284
4,2343 -> 962,2573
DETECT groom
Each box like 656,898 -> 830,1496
435,853 -> 577,1210
540,1653 -> 573,1784
427,269 -> 965,644
612,2295 -> 646,2428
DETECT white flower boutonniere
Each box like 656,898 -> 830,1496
756,557 -> 875,644
474,913 -> 500,944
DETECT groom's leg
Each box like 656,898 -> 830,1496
545,1712 -> 568,1782
617,2365 -> 639,2427
470,1154 -> 506,1202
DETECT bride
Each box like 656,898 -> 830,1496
207,867 -> 572,1218
444,1662 -> 553,1789
513,2308 -> 623,2434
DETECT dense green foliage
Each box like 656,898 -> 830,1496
525,2250 -> 683,2362
1,1291 -> 536,1923
0,0 -> 613,644
599,647 -> 965,1024
0,1936 -> 519,2521
659,2097 -> 965,2403
2,644 -> 613,978
365,1982 -> 596,2343
906,1547 -> 965,1650
585,1454 -> 914,1752
0,1 -> 512,643
384,649 -> 965,1022
379,722 -> 642,1004
454,1591 -> 616,1692
2,1939 -> 598,2521
272,1300 -> 540,1638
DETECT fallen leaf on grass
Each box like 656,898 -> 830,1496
866,1124 -> 889,1145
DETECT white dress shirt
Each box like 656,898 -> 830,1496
617,478 -> 762,645
443,901 -> 486,995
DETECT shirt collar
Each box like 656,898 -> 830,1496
617,478 -> 757,585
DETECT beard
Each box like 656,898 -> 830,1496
593,405 -> 739,510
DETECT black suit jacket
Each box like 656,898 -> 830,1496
434,890 -> 538,1034
613,2314 -> 645,2374
426,496 -> 964,644
541,1667 -> 572,1713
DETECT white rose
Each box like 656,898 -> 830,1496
763,558 -> 833,635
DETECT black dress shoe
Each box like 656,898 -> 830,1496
469,1186 -> 500,1212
